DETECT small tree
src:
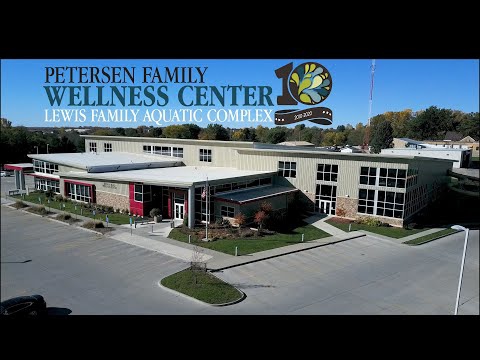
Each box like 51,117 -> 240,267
370,121 -> 393,154
260,201 -> 273,215
234,213 -> 246,228
190,245 -> 206,285
254,210 -> 267,233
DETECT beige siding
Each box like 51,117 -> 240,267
235,150 -> 409,197
84,136 -> 253,168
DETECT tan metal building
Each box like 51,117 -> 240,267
17,135 -> 454,228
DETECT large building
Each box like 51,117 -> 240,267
8,135 -> 455,228
390,138 -> 473,168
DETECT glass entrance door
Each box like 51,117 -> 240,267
174,203 -> 184,220
319,200 -> 331,215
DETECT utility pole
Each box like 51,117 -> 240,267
363,59 -> 376,151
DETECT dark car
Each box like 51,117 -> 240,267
0,295 -> 47,316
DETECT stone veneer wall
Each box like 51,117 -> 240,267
96,191 -> 129,212
336,196 -> 358,219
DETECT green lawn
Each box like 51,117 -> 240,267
12,192 -> 132,225
161,269 -> 243,305
403,228 -> 458,245
169,223 -> 331,255
325,219 -> 429,239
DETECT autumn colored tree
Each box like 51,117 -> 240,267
254,211 -> 267,232
234,213 -> 246,228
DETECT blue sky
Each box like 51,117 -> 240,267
1,59 -> 478,129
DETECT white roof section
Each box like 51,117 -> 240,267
27,152 -> 181,173
58,166 -> 275,187
277,141 -> 315,147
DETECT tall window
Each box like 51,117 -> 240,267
379,168 -> 406,188
67,183 -> 92,203
358,189 -> 375,214
35,178 -> 60,193
199,149 -> 212,162
377,191 -> 404,218
315,184 -> 337,215
278,161 -> 296,178
104,143 -> 112,152
221,206 -> 235,218
134,184 -> 151,202
360,167 -> 377,185
317,164 -> 338,182
89,142 -> 97,153
406,168 -> 418,188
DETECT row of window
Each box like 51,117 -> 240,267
33,160 -> 58,174
89,142 -> 112,153
357,189 -> 405,219
359,167 -> 409,189
143,145 -> 184,158
278,161 -> 296,178
406,168 -> 419,187
66,183 -> 92,203
34,178 -> 60,193
404,184 -> 428,218
134,184 -> 151,202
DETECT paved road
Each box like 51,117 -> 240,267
1,203 -> 478,314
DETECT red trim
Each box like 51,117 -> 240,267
129,183 -> 143,216
29,174 -> 60,180
4,164 -> 32,171
64,179 -> 93,187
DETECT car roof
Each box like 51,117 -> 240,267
0,295 -> 43,308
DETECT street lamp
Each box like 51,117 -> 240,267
34,146 -> 39,154
47,144 -> 49,154
450,225 -> 470,315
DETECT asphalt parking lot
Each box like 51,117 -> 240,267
2,181 -> 478,315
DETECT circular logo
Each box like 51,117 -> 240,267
288,62 -> 332,105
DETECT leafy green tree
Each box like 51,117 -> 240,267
265,127 -> 288,144
370,121 -> 393,153
198,124 -> 229,140
255,125 -> 269,143
457,112 -> 479,140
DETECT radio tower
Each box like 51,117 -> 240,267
363,59 -> 376,152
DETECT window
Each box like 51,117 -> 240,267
35,178 -> 60,193
199,149 -> 212,162
154,146 -> 171,156
172,147 -> 183,158
360,167 -> 377,185
33,160 -> 58,174
376,191 -> 404,218
278,161 -> 297,178
358,189 -> 375,214
406,168 -> 419,188
104,143 -> 112,152
89,142 -> 97,153
379,168 -> 406,188
221,206 -> 235,218
143,145 -> 152,153
134,184 -> 151,202
67,183 -> 92,203
317,164 -> 338,182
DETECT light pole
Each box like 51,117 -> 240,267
34,146 -> 38,154
47,144 -> 49,154
451,225 -> 470,315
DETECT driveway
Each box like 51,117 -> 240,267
214,230 -> 479,314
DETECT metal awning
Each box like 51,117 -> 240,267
214,186 -> 298,204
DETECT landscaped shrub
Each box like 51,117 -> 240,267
214,218 -> 230,227
233,213 -> 246,228
13,200 -> 28,209
183,215 -> 188,226
83,221 -> 105,229
45,189 -> 54,200
28,205 -> 49,215
238,228 -> 255,238
54,194 -> 63,202
150,208 -> 161,217
355,217 -> 384,227
56,213 -> 72,221
336,207 -> 346,217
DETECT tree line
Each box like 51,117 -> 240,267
1,106 -> 478,164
